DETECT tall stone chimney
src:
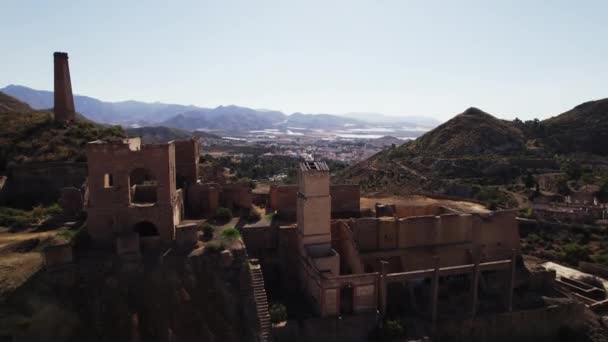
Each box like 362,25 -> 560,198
53,52 -> 75,122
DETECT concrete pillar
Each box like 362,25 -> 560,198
470,255 -> 480,317
430,256 -> 440,334
379,260 -> 388,317
53,52 -> 75,122
506,249 -> 516,312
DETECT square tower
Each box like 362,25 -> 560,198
297,161 -> 331,246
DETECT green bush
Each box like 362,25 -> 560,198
205,241 -> 225,253
383,319 -> 405,337
221,227 -> 241,241
560,243 -> 589,266
270,303 -> 287,324
0,205 -> 62,229
265,212 -> 275,221
202,223 -> 215,238
214,207 -> 232,222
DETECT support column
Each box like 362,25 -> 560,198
470,255 -> 480,317
506,249 -> 516,312
380,260 -> 388,317
430,256 -> 440,334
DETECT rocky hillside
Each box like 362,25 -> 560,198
400,107 -> 526,157
337,99 -> 608,207
0,92 -> 125,171
542,98 -> 608,156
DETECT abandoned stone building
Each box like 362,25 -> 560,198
80,136 -> 586,340
85,137 -> 253,248
8,51 -> 587,341
239,162 -> 584,340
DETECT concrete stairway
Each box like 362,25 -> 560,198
250,262 -> 271,342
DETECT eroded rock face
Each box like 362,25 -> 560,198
0,247 -> 258,342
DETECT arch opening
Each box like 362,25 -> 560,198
133,221 -> 159,237
130,168 -> 157,204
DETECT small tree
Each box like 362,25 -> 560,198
202,223 -> 215,239
269,303 -> 287,324
215,207 -> 232,222
560,243 -> 589,266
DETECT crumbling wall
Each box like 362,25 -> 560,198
186,182 -> 220,218
86,140 -> 178,242
174,138 -> 199,184
394,205 -> 457,218
330,185 -> 360,218
269,185 -> 297,219
221,183 -> 252,209
269,184 -> 360,220
473,210 -> 520,259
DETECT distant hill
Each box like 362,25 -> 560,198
1,84 -> 197,125
0,92 -> 125,171
402,107 -> 526,157
159,106 -> 287,131
342,112 -> 440,127
280,112 -> 362,129
2,85 -> 436,133
125,126 -> 221,144
337,99 -> 608,206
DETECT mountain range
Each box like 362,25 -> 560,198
0,85 -> 439,132
337,98 -> 608,203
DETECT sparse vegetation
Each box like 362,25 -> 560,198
0,96 -> 125,171
221,227 -> 241,241
383,319 -> 405,337
0,204 -> 62,230
269,303 -> 287,324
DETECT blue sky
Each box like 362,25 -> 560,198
1,0 -> 607,121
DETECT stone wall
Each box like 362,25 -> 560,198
269,184 -> 360,220
186,182 -> 220,218
350,210 -> 520,272
174,138 -> 199,184
220,183 -> 252,209
86,139 -> 179,242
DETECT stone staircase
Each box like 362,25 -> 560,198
250,261 -> 271,342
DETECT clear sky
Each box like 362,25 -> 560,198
1,0 -> 607,121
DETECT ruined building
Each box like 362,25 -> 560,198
240,161 -> 583,341
53,51 -> 75,122
85,137 -> 252,249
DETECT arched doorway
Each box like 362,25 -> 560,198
340,285 -> 354,315
133,221 -> 159,237
130,168 -> 157,204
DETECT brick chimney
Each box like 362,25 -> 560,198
53,52 -> 75,122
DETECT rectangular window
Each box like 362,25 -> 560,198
104,173 -> 114,188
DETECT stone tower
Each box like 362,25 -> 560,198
297,161 -> 332,247
53,52 -> 75,122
